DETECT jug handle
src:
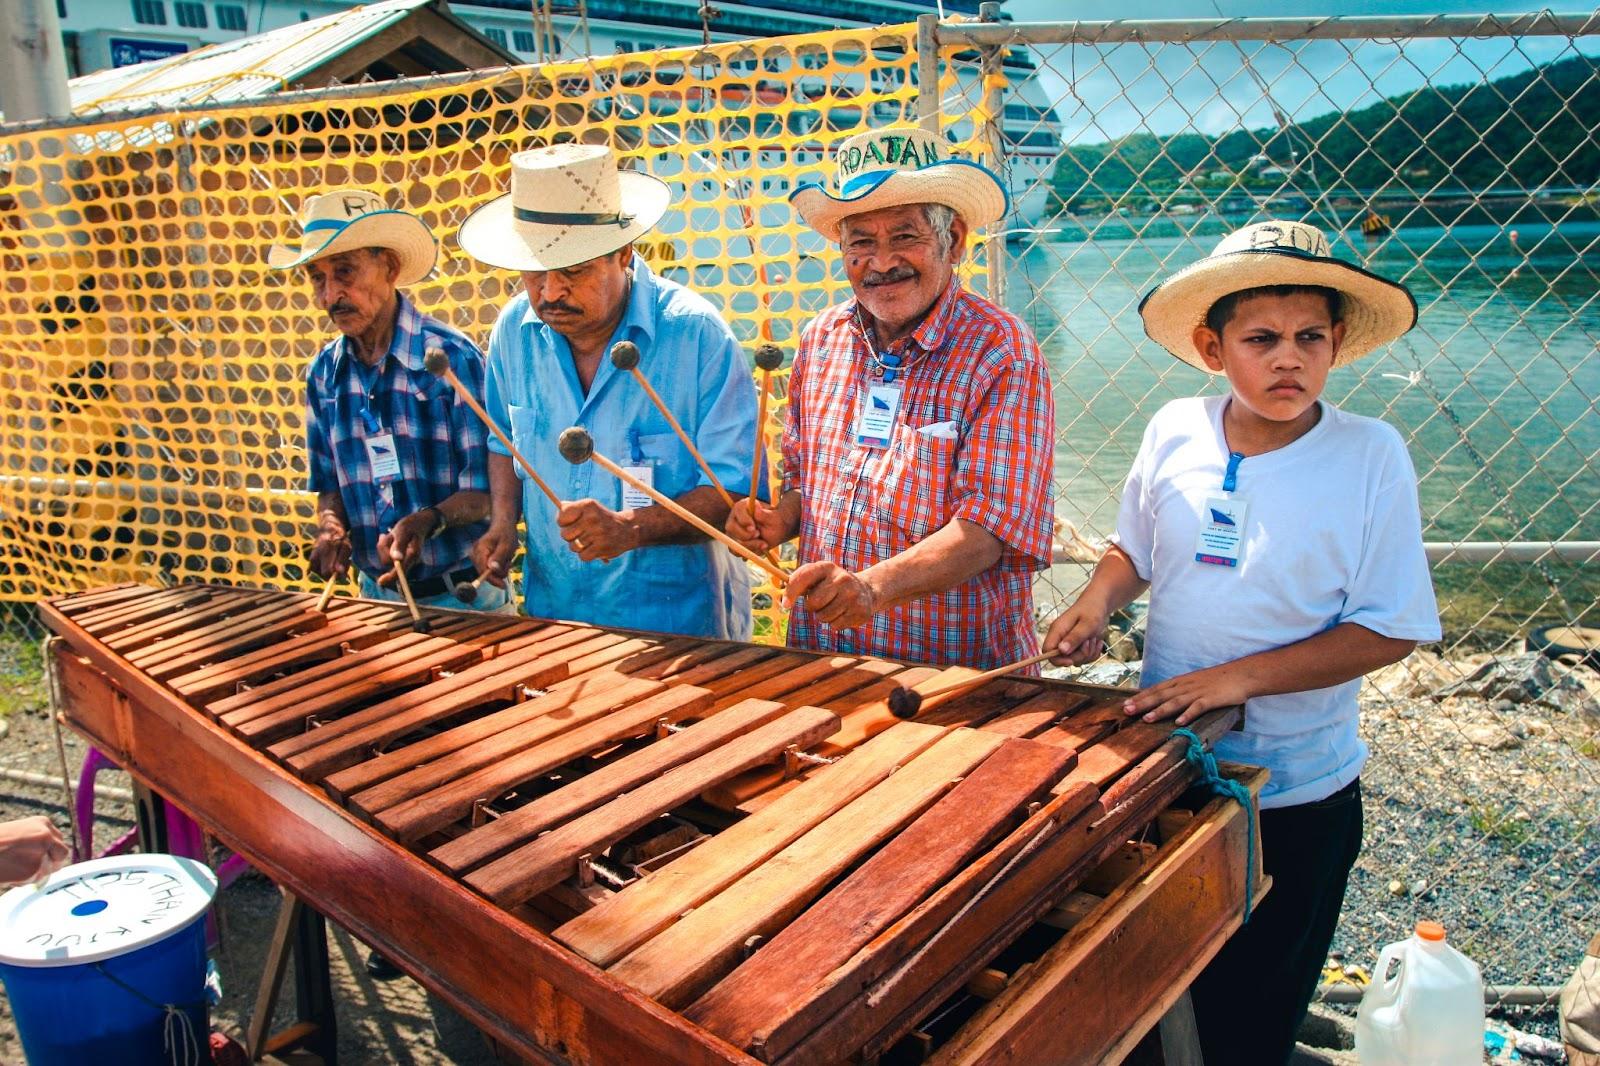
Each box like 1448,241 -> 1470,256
1368,941 -> 1406,1006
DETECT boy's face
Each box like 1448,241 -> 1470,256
1191,290 -> 1346,428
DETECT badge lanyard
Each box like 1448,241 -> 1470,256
852,322 -> 912,450
1195,450 -> 1248,568
621,426 -> 656,510
353,358 -> 401,532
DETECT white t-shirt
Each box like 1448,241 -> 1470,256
1113,395 -> 1441,809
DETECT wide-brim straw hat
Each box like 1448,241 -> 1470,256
458,144 -> 671,272
266,187 -> 436,286
1139,220 -> 1417,372
791,126 -> 1008,243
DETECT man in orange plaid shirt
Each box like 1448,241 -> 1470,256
728,127 -> 1055,669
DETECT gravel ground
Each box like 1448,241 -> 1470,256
1,648 -> 1592,1063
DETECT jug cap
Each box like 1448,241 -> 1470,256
1415,920 -> 1447,941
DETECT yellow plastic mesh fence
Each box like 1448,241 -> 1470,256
0,23 -> 996,642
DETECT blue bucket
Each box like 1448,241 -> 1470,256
0,854 -> 217,1066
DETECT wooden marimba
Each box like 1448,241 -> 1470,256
41,583 -> 1264,1065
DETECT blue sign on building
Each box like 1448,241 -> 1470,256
108,37 -> 188,66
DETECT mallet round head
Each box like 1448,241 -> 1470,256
888,687 -> 923,720
453,581 -> 479,604
558,426 -> 595,465
609,340 -> 642,371
424,347 -> 450,376
411,616 -> 433,634
753,344 -> 784,373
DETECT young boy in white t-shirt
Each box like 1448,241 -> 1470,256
1047,220 -> 1441,1065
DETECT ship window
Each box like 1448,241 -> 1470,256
175,0 -> 206,27
484,27 -> 507,47
132,0 -> 166,25
215,3 -> 246,29
512,29 -> 535,52
614,39 -> 632,53
56,0 -> 66,17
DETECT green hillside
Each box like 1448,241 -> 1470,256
1050,53 -> 1600,207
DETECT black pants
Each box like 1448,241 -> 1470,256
1189,778 -> 1364,1066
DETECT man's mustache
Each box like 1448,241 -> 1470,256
328,302 -> 358,317
539,302 -> 582,316
863,266 -> 916,287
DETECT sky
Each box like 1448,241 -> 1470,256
993,1 -> 1598,143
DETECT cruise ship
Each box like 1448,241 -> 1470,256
51,0 -> 1064,229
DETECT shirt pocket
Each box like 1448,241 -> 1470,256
873,425 -> 958,539
507,404 -> 544,481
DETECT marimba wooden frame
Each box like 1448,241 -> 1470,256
44,597 -> 1264,1066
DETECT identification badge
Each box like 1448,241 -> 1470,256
621,462 -> 655,510
364,431 -> 401,484
854,382 -> 902,448
1194,496 -> 1248,567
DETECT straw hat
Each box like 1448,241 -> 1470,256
1139,220 -> 1417,372
790,127 -> 1009,243
457,144 -> 671,272
266,187 -> 436,286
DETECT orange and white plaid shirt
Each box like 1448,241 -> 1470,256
781,280 -> 1055,669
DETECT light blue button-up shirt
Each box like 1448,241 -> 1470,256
483,257 -> 758,640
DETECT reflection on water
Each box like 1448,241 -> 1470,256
1014,220 -> 1600,546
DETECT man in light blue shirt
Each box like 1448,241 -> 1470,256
459,144 -> 759,639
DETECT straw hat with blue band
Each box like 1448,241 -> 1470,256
266,187 -> 437,286
790,127 -> 1009,242
457,143 -> 671,273
1139,219 -> 1419,373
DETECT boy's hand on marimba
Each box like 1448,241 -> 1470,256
1044,603 -> 1108,667
1121,663 -> 1250,727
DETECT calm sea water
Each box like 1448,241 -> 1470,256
1009,220 -> 1600,548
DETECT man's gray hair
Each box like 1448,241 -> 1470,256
920,203 -> 959,258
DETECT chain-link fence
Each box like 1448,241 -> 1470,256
942,10 -> 1599,1032
0,8 -> 1596,1039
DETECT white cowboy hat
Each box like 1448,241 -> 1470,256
790,126 -> 1008,243
266,187 -> 436,286
457,143 -> 671,272
1139,219 -> 1418,372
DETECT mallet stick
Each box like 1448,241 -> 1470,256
888,649 -> 1057,720
390,559 -> 431,633
557,427 -> 788,587
424,347 -> 560,508
314,566 -> 344,612
748,343 -> 783,513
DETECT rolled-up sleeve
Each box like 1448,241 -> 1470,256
949,352 -> 1056,572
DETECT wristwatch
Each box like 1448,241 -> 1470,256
421,506 -> 448,540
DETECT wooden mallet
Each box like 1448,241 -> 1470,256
557,426 -> 788,587
389,556 -> 431,633
888,649 -> 1058,720
424,347 -> 560,508
453,560 -> 505,604
314,565 -> 346,612
748,343 -> 783,510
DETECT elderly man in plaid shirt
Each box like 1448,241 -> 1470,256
270,188 -> 509,612
729,127 -> 1055,669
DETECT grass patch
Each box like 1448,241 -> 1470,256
1466,800 -> 1536,848
0,630 -> 46,719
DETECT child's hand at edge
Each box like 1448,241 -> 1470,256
1044,601 -> 1108,666
1122,662 -> 1251,726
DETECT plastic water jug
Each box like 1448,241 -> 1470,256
1355,920 -> 1485,1066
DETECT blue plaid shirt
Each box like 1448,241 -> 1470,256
305,292 -> 490,581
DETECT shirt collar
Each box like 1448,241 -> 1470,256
332,290 -> 420,374
836,275 -> 964,355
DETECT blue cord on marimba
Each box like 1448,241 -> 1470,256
1172,727 -> 1256,925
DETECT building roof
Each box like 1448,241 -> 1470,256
65,0 -> 516,117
